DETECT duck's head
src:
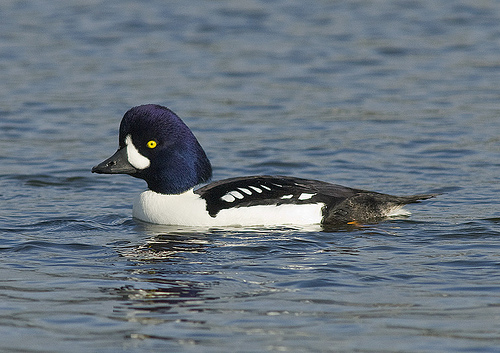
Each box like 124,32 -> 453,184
92,104 -> 212,194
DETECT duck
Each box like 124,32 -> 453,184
92,104 -> 436,227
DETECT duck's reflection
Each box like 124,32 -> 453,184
109,221 -> 365,324
109,226 -> 218,322
111,280 -> 210,316
134,233 -> 210,259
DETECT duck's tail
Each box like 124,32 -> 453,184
322,192 -> 439,225
396,193 -> 440,204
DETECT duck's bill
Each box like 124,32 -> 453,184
91,147 -> 138,174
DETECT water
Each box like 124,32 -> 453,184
1,0 -> 500,351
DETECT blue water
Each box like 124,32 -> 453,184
1,0 -> 500,352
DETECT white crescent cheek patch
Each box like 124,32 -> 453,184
125,135 -> 150,169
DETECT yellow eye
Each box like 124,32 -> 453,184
147,140 -> 157,149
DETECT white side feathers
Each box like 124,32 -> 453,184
133,189 -> 324,226
125,135 -> 150,170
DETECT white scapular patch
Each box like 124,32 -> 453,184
229,190 -> 244,199
221,190 -> 247,202
221,194 -> 236,202
238,188 -> 252,195
125,135 -> 150,169
249,186 -> 262,193
298,193 -> 315,200
281,194 -> 293,199
133,189 -> 325,226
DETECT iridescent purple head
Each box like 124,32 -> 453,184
92,104 -> 212,194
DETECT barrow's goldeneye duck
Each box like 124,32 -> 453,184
92,104 -> 436,227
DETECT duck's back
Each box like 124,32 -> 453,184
196,175 -> 436,225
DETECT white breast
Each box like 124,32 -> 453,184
132,189 -> 325,226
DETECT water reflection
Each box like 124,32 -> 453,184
110,222 -> 368,321
110,281 -> 211,317
110,232 -> 216,323
133,233 -> 210,260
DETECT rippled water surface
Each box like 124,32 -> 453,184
1,0 -> 500,352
